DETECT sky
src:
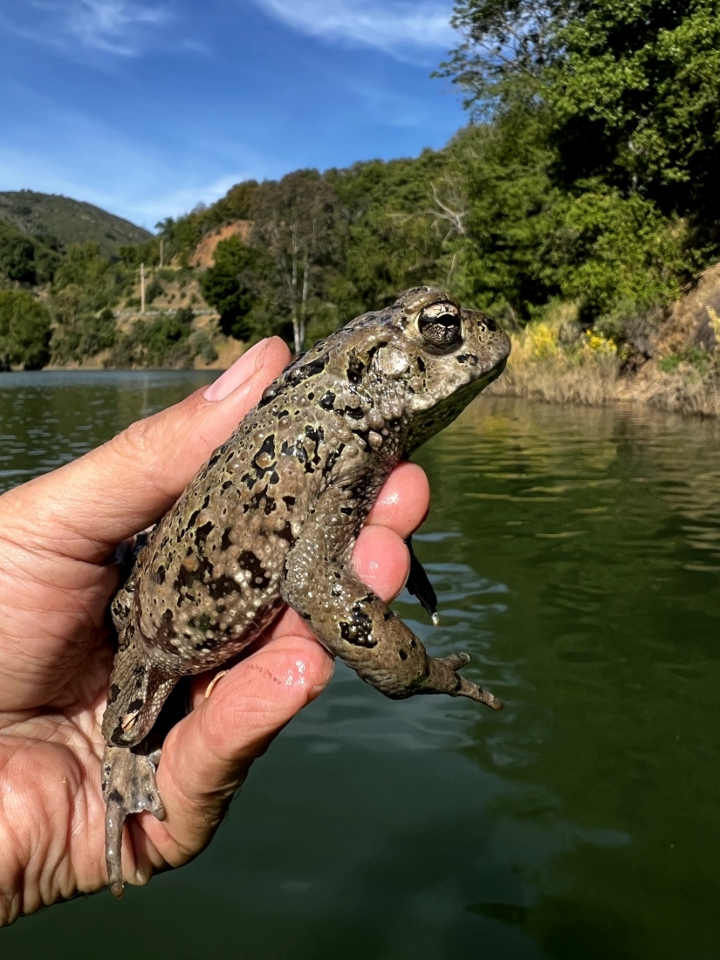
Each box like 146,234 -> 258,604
0,0 -> 468,230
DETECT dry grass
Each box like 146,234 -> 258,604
488,306 -> 623,406
487,302 -> 720,417
644,370 -> 720,417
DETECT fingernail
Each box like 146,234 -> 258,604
203,340 -> 269,402
309,660 -> 335,701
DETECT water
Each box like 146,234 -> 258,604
1,371 -> 719,959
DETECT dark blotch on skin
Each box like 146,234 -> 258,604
275,521 -> 296,545
152,566 -> 166,585
238,550 -> 271,590
319,391 -> 336,410
417,357 -> 426,373
347,355 -> 365,385
195,521 -> 214,546
175,565 -> 195,590
456,354 -> 478,365
286,354 -> 328,387
208,574 -> 238,601
338,602 -> 377,647
255,434 -> 276,464
345,406 -> 365,420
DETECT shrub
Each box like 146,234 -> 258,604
0,290 -> 51,369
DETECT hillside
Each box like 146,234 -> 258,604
0,190 -> 151,256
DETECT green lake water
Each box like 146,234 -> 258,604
1,371 -> 719,959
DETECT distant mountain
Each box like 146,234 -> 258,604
0,190 -> 152,257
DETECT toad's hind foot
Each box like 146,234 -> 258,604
424,651 -> 503,710
102,745 -> 165,900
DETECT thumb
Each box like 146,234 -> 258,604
142,633 -> 333,866
7,338 -> 291,563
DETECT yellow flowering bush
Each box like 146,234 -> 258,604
584,328 -> 618,356
525,322 -> 560,360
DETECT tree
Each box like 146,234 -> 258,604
0,224 -> 37,285
0,290 -> 51,370
249,170 -> 342,353
199,237 -> 267,341
547,0 -> 720,237
440,0 -> 589,110
445,0 -> 720,243
450,112 -> 562,322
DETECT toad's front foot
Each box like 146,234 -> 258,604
102,745 -> 165,899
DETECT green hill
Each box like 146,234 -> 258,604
0,190 -> 151,257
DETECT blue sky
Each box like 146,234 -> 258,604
0,0 -> 468,230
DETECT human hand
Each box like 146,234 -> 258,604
0,337 -> 430,925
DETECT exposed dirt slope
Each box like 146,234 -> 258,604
189,220 -> 252,268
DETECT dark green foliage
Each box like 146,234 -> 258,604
0,222 -> 60,286
327,150 -> 453,319
247,170 -> 343,352
442,0 -> 716,334
548,0 -> 720,228
0,290 -> 51,370
0,224 -> 37,284
107,307 -> 201,369
199,236 -> 267,340
145,278 -> 164,304
545,186 -> 693,325
451,114 -> 561,321
440,0 -> 590,107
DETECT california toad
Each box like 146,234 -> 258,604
102,287 -> 511,896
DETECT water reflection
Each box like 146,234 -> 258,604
1,380 -> 719,959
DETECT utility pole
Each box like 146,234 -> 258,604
140,262 -> 145,314
159,237 -> 164,268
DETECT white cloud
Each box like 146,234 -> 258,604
11,0 -> 169,56
248,0 -> 455,59
64,0 -> 168,54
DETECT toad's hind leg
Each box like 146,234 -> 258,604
282,527 -> 502,709
102,746 -> 165,899
101,624 -> 184,898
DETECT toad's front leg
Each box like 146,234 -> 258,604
281,496 -> 502,708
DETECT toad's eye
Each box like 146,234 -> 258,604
418,304 -> 462,346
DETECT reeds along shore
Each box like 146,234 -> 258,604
487,311 -> 720,419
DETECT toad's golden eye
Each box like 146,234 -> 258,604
418,303 -> 462,345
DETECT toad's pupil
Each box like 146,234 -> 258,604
419,312 -> 461,343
